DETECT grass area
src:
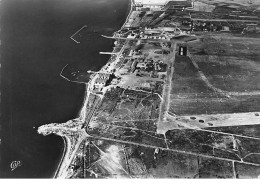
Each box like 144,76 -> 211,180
170,95 -> 260,115
236,163 -> 260,178
188,35 -> 260,92
170,35 -> 260,115
88,87 -> 161,138
206,124 -> 260,138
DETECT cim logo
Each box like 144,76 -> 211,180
10,161 -> 22,171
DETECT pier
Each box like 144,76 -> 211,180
70,25 -> 87,44
99,51 -> 119,55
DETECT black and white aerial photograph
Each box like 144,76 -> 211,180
1,0 -> 260,181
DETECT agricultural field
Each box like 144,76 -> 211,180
68,135 -> 260,178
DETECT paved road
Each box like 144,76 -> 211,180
158,42 -> 177,122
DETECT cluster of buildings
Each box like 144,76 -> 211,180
127,52 -> 168,79
132,0 -> 259,34
189,6 -> 259,33
126,27 -> 185,41
134,0 -> 193,11
191,19 -> 258,33
89,73 -> 112,92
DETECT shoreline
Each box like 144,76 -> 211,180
99,0 -> 133,74
120,0 -> 133,30
52,86 -> 89,178
53,136 -> 68,178
52,0 -> 133,178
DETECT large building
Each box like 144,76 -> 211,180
134,0 -> 193,11
90,73 -> 111,92
134,0 -> 169,10
134,0 -> 169,5
164,0 -> 193,10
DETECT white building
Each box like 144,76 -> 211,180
90,73 -> 111,91
134,0 -> 169,5
134,0 -> 169,10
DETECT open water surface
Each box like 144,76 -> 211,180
1,0 -> 129,178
